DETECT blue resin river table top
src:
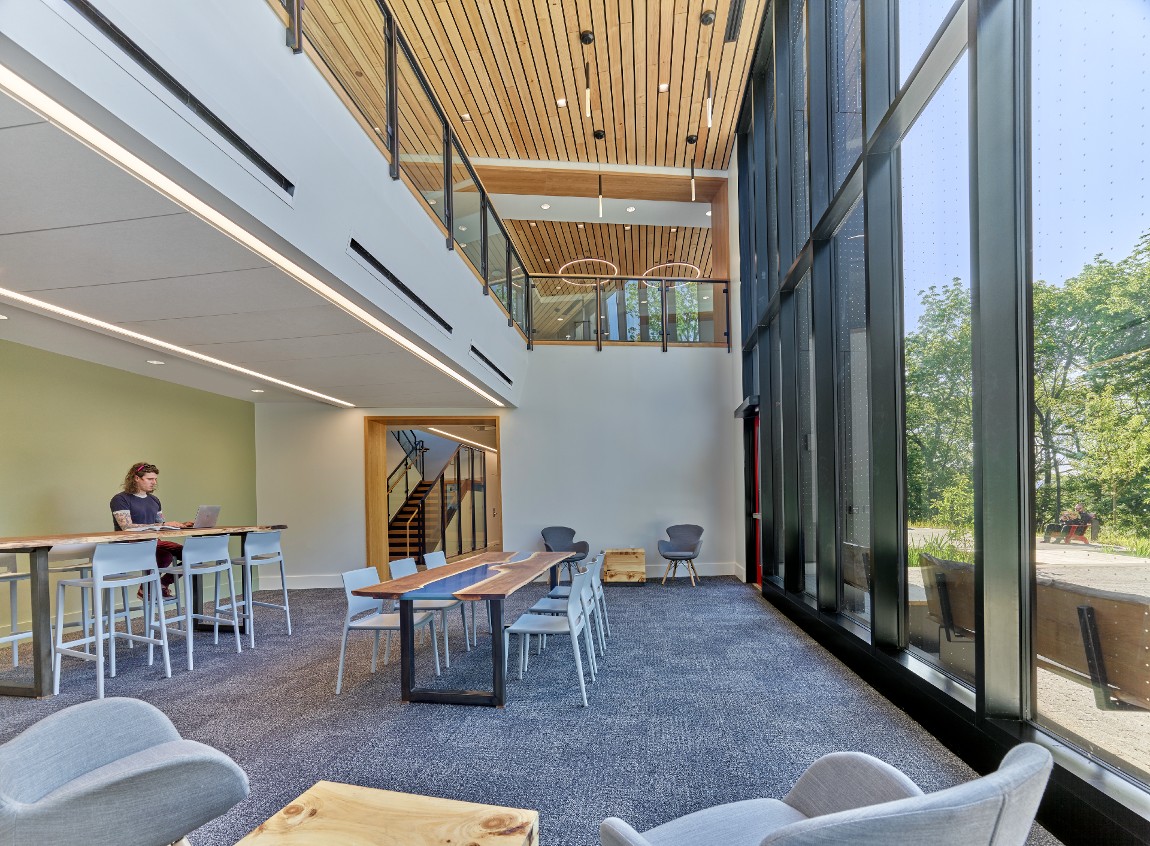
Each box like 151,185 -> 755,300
353,551 -> 571,602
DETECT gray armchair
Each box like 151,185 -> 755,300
541,526 -> 589,580
0,697 -> 249,846
659,524 -> 704,585
601,743 -> 1052,846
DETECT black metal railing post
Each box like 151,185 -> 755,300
386,11 -> 399,180
480,194 -> 489,295
443,126 -> 454,250
506,240 -> 514,327
286,0 -> 304,53
661,281 -> 669,352
526,274 -> 534,350
595,279 -> 603,351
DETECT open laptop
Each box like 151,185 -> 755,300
191,505 -> 222,529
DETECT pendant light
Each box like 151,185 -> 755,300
705,70 -> 713,128
584,62 -> 592,118
687,134 -> 698,202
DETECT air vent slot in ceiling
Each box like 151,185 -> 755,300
469,346 -> 512,385
349,239 -> 453,333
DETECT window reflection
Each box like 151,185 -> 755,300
1031,0 -> 1150,783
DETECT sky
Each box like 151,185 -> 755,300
895,0 -> 1150,330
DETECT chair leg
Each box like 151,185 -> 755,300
461,604 -> 470,652
594,606 -> 607,656
518,633 -> 527,681
599,593 -> 611,637
52,583 -> 66,695
93,587 -> 105,700
213,573 -> 222,646
107,588 -> 117,678
335,626 -> 350,694
279,560 -> 292,636
226,569 -> 241,654
245,563 -> 256,650
184,573 -> 194,672
371,630 -> 380,674
429,618 -> 441,676
154,575 -> 172,679
687,560 -> 699,586
441,610 -> 451,669
570,632 -> 588,707
661,559 -> 675,584
584,624 -> 597,681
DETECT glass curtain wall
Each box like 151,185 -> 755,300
1030,1 -> 1150,784
736,0 -> 1150,826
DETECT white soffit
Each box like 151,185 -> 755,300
490,194 -> 713,228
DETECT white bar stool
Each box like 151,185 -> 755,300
52,539 -> 172,698
221,531 -> 291,649
0,553 -> 32,667
150,535 -> 242,671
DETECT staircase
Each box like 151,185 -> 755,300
388,480 -> 436,559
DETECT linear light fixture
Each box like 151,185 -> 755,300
426,426 -> 498,453
691,161 -> 696,201
584,62 -> 592,118
0,63 -> 505,408
598,173 -> 603,219
705,69 -> 713,128
0,286 -> 356,406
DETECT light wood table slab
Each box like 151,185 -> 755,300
603,548 -> 646,583
236,781 -> 538,845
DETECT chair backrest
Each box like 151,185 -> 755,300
587,553 -> 605,596
665,524 -> 703,552
242,531 -> 282,560
91,540 -> 159,579
47,543 -> 97,564
541,526 -> 577,552
1034,576 -> 1150,709
423,550 -> 448,569
919,553 -> 976,637
764,743 -> 1053,846
388,557 -> 417,579
841,542 -> 872,592
180,535 -> 232,568
340,568 -> 384,620
567,567 -> 592,627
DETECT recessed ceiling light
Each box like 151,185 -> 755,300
251,389 -> 265,393
670,227 -> 678,232
0,314 -> 8,320
624,225 -> 631,230
461,113 -> 472,122
529,221 -> 537,227
428,199 -> 436,205
146,360 -> 165,365
706,210 -> 712,216
545,258 -> 552,262
577,223 -> 585,229
557,97 -> 567,107
459,225 -> 468,231
626,206 -> 636,213
541,203 -> 551,210
658,82 -> 670,93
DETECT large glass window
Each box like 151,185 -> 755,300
397,46 -> 446,227
486,207 -> 508,305
796,274 -> 817,598
899,57 -> 974,683
897,0 -> 959,87
790,0 -> 810,254
832,201 -> 870,623
829,0 -> 863,192
1031,0 -> 1150,784
451,152 -> 484,276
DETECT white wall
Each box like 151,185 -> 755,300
256,346 -> 744,587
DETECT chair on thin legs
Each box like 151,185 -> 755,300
52,539 -> 172,698
659,524 -> 704,586
150,535 -> 242,671
425,549 -> 488,647
220,531 -> 291,649
541,526 -> 589,583
505,567 -> 596,707
47,544 -> 97,654
390,557 -> 465,667
0,554 -> 31,668
336,567 -> 440,693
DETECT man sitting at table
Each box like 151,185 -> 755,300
109,461 -> 192,597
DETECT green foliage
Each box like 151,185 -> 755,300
907,530 -> 975,566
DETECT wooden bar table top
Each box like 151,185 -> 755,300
0,525 -> 287,552
235,780 -> 539,845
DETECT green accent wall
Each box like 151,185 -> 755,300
0,338 -> 256,538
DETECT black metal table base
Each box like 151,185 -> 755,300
400,599 -> 506,707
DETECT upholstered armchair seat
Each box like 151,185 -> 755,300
601,745 -> 1052,846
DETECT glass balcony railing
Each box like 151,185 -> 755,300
280,1 -> 731,355
530,276 -> 730,349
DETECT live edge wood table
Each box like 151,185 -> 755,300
0,524 -> 286,698
354,550 -> 570,707
236,781 -> 539,845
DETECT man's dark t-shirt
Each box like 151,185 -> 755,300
109,492 -> 163,530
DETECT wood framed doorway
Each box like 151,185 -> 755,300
364,415 -> 502,572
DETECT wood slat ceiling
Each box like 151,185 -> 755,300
507,220 -> 712,278
379,0 -> 766,170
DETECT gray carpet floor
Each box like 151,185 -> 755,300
0,577 -> 1061,845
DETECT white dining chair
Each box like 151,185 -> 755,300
150,535 -> 242,671
0,553 -> 31,668
335,567 -> 439,693
527,553 -> 607,661
392,556 -> 466,667
220,531 -> 291,649
505,566 -> 596,706
47,544 -> 99,654
52,539 -> 172,698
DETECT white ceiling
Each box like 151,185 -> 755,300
0,91 -> 492,409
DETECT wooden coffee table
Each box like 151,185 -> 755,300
236,781 -> 538,845
603,548 -> 646,583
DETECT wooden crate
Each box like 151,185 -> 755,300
603,548 -> 645,583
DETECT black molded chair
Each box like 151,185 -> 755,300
541,526 -> 589,581
659,524 -> 704,586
